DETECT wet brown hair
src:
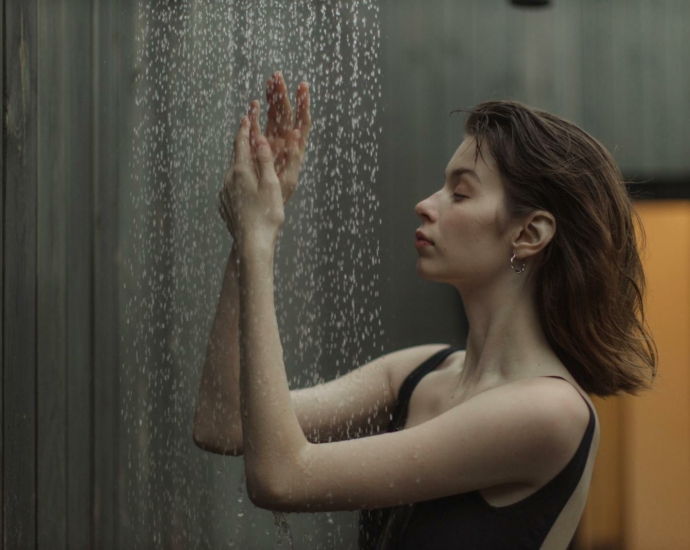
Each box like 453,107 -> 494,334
452,99 -> 657,397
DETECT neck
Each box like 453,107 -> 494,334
455,276 -> 559,389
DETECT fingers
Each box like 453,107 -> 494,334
294,81 -> 312,152
265,71 -> 294,140
283,128 -> 303,185
238,75 -> 310,183
255,133 -> 278,183
247,99 -> 279,184
233,116 -> 250,167
248,100 -> 262,154
265,74 -> 278,141
277,74 -> 294,135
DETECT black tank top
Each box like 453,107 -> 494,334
359,346 -> 596,550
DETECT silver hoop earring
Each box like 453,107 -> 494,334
511,253 -> 525,274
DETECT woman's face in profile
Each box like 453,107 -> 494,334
414,136 -> 512,288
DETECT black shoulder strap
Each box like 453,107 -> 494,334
389,346 -> 463,432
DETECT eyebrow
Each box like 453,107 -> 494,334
445,168 -> 482,185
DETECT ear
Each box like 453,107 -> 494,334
511,210 -> 556,259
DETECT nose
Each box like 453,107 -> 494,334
415,195 -> 436,222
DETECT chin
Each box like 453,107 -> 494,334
416,264 -> 436,281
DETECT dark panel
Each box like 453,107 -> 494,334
581,0 -> 616,151
506,0 -> 557,109
626,178 -> 690,201
664,0 -> 690,173
638,0 -> 669,173
611,0 -> 644,172
4,1 -> 38,547
552,0 -> 583,123
65,0 -> 94,546
92,0 -> 120,547
473,0 -> 510,105
0,0 -> 5,543
378,0 -> 468,350
37,0 -> 68,547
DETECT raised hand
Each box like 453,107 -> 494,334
264,71 -> 311,206
218,71 -> 311,241
222,111 -> 285,252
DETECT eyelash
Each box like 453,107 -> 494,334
453,193 -> 467,202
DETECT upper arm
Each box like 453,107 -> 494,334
290,343 -> 452,444
198,343 -> 451,456
257,377 -> 590,512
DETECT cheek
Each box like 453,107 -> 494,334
444,206 -> 504,251
449,204 -> 494,234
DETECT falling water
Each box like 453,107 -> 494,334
121,0 -> 384,547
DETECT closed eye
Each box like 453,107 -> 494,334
453,194 -> 467,202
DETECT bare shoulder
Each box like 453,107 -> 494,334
502,375 -> 595,426
386,343 -> 461,400
522,375 -> 596,427
499,376 -> 598,474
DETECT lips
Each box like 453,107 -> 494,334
415,230 -> 434,244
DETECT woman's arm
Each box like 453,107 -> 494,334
192,242 -> 243,455
193,71 -> 310,456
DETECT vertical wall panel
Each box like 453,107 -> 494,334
623,201 -> 690,549
117,2 -> 148,545
92,0 -> 121,547
578,395 -> 625,548
66,0 -> 94,546
639,0 -> 670,174
377,0 -> 468,351
582,0 -> 616,152
37,1 -> 68,548
553,0 -> 583,125
611,0 -> 644,173
664,0 -> 690,174
504,3 -> 557,108
472,0 -> 509,105
3,1 -> 38,547
0,0 -> 5,542
521,6 -> 556,109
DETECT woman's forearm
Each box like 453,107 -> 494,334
193,242 -> 244,455
237,241 -> 309,500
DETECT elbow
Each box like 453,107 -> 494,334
245,454 -> 305,513
246,481 -> 273,509
191,431 -> 215,453
246,474 -> 294,512
192,429 -> 244,456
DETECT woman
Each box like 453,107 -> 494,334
193,71 -> 657,549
